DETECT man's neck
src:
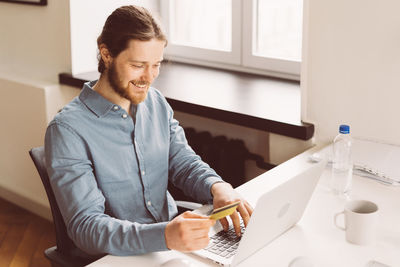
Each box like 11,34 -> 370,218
92,74 -> 131,113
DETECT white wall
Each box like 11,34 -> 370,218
0,0 -> 71,83
0,75 -> 79,220
0,0 -> 74,219
301,0 -> 400,145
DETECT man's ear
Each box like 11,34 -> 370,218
99,44 -> 112,68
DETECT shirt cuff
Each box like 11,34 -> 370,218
138,221 -> 169,252
203,176 -> 225,203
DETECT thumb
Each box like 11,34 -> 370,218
182,211 -> 211,220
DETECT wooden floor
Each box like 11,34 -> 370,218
0,198 -> 55,267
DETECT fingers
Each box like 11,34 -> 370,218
173,229 -> 210,252
181,211 -> 210,219
218,200 -> 253,236
180,211 -> 215,227
211,182 -> 255,237
165,213 -> 214,252
219,217 -> 229,232
184,219 -> 216,229
237,201 -> 252,227
177,212 -> 215,236
230,210 -> 242,236
244,201 -> 254,216
184,235 -> 210,251
188,228 -> 211,240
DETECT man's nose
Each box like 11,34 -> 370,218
142,66 -> 153,81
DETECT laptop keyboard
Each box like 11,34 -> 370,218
204,221 -> 245,259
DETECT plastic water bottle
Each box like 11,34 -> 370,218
331,124 -> 353,196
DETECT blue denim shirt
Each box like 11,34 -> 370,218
44,81 -> 223,256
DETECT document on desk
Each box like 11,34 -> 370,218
310,138 -> 400,186
352,138 -> 400,185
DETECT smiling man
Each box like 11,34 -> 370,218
45,5 -> 252,258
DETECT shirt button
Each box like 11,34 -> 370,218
113,106 -> 119,111
122,114 -> 128,118
147,201 -> 151,206
141,170 -> 145,176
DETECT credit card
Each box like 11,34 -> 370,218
208,201 -> 241,220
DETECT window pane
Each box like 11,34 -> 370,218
170,0 -> 232,51
256,0 -> 303,61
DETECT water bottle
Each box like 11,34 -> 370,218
331,124 -> 353,196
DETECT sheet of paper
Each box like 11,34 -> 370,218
352,138 -> 400,182
310,138 -> 400,184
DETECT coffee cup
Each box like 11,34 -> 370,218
334,199 -> 379,245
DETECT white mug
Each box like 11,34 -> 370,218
334,199 -> 379,245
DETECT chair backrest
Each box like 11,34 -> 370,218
29,146 -> 78,254
30,147 -> 105,266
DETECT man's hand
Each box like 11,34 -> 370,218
165,211 -> 216,252
211,182 -> 253,237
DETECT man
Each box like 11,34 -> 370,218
45,5 -> 253,257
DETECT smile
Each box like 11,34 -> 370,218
131,81 -> 148,88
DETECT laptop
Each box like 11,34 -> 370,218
193,160 -> 326,266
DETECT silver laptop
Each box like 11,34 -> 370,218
193,160 -> 326,266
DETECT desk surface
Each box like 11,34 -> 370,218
59,62 -> 314,140
86,146 -> 400,267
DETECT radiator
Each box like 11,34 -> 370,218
169,127 -> 275,202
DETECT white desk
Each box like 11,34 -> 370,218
86,146 -> 400,267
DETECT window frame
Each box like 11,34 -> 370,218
160,0 -> 241,65
160,0 -> 301,80
242,0 -> 301,76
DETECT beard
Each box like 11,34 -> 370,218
107,61 -> 149,105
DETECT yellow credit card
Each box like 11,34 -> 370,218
209,201 -> 241,220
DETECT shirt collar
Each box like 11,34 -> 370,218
79,80 -> 115,117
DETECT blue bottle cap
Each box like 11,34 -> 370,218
339,124 -> 350,134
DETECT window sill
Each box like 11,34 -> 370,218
59,62 -> 313,140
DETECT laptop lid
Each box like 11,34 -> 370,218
231,160 -> 326,266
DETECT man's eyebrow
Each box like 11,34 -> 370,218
128,59 -> 164,64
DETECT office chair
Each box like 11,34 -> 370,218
29,146 -> 201,267
29,146 -> 101,267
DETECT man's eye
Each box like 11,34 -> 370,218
132,64 -> 144,68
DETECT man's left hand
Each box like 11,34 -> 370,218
211,182 -> 253,236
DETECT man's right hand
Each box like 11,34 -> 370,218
165,211 -> 216,252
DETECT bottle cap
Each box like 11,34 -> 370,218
339,124 -> 350,134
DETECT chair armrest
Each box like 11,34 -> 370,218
175,200 -> 202,211
44,246 -> 90,267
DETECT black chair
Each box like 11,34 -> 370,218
29,146 -> 101,267
29,146 -> 201,267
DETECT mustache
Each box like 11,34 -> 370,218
131,80 -> 150,86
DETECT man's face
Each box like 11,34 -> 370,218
106,39 -> 165,105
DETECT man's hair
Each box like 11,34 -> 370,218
97,5 -> 167,73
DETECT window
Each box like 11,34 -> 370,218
161,0 -> 303,80
160,0 -> 241,65
169,0 -> 232,51
255,0 -> 303,61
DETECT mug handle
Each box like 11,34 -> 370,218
334,211 -> 346,231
